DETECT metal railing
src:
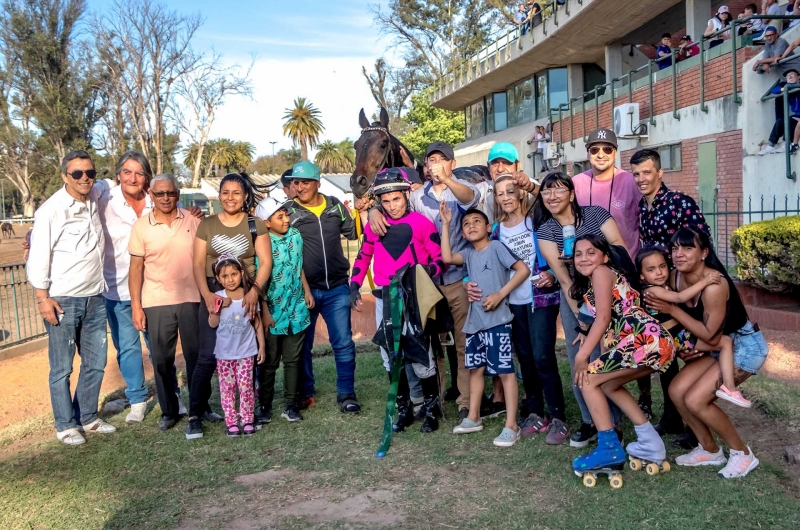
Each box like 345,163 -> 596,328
543,15 -> 800,158
700,194 -> 800,272
433,0 -> 574,99
0,263 -> 46,348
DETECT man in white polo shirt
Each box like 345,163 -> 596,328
28,150 -> 116,446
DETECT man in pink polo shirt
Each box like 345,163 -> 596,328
128,173 -> 201,432
573,128 -> 642,258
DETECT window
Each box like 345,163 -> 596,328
572,161 -> 589,175
658,143 -> 682,170
507,77 -> 534,127
486,95 -> 494,134
535,71 -> 548,119
492,92 -> 507,132
548,68 -> 569,117
465,99 -> 485,139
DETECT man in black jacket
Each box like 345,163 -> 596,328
287,161 -> 361,413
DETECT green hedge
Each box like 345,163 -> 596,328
731,215 -> 800,294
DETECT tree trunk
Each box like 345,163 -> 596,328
22,192 -> 34,217
301,141 -> 309,161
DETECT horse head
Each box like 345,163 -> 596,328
351,107 -> 416,198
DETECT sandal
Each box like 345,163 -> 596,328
242,423 -> 256,436
226,425 -> 241,437
337,394 -> 361,414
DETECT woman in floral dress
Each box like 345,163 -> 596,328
569,234 -> 675,477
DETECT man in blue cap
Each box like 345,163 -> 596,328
474,142 -> 539,222
286,161 -> 361,415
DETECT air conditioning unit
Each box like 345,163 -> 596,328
613,103 -> 647,138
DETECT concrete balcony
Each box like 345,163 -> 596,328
430,0 -> 682,111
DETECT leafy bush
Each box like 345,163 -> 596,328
731,215 -> 800,294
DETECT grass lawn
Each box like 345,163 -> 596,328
0,342 -> 798,529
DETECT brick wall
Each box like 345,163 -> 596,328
552,46 -> 760,146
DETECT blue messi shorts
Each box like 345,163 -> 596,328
464,323 -> 514,375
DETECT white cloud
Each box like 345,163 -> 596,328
208,55 -> 382,158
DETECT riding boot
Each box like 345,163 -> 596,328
392,368 -> 414,432
419,374 -> 441,433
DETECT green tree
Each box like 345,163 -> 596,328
248,147 -> 301,175
314,140 -> 344,173
338,138 -> 355,170
398,90 -> 464,159
282,97 -> 324,161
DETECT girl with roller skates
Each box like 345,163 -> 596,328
569,235 -> 675,487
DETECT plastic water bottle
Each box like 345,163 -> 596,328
562,224 -> 576,258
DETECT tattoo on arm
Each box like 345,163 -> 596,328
703,312 -> 710,326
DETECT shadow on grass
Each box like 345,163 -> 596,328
0,345 -> 797,529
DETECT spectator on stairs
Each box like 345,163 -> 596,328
758,69 -> 800,155
705,5 -> 732,48
738,4 -> 765,38
677,35 -> 701,61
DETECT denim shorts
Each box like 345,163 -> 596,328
730,321 -> 769,374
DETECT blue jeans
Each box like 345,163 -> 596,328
299,284 -> 356,397
104,298 -> 148,404
45,295 -> 108,432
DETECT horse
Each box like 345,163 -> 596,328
1,222 -> 13,239
350,107 -> 491,199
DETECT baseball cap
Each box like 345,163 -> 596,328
786,68 -> 800,77
291,161 -> 320,181
765,25 -> 778,35
680,35 -> 691,41
280,167 -> 293,187
255,189 -> 289,221
585,128 -> 618,149
488,142 -> 519,163
425,141 -> 455,160
717,5 -> 729,14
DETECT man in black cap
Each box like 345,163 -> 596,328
280,168 -> 296,200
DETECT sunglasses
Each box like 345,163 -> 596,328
152,191 -> 179,198
588,145 -> 615,156
67,169 -> 97,180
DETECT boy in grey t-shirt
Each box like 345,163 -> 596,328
439,205 -> 530,448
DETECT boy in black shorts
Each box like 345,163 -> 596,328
439,205 -> 530,447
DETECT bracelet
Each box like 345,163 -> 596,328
37,297 -> 49,305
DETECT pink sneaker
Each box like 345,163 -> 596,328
519,413 -> 549,438
715,385 -> 752,408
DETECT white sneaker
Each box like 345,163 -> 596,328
758,145 -> 776,155
719,447 -> 759,478
56,428 -> 86,446
774,144 -> 786,153
79,418 -> 117,434
125,402 -> 147,424
177,393 -> 187,416
675,444 -> 727,466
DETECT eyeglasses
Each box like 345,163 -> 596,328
588,146 -> 615,156
152,191 -> 179,198
67,169 -> 97,180
539,188 -> 569,198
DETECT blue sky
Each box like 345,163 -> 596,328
89,0 -> 393,159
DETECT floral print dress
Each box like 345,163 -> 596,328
584,270 -> 675,374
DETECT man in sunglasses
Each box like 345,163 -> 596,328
128,173 -> 202,432
27,150 -> 116,446
573,128 -> 641,259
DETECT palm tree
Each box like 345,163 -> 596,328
337,138 -> 355,172
315,140 -> 346,173
282,97 -> 324,160
229,141 -> 255,172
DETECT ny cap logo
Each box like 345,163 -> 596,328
597,130 -> 607,139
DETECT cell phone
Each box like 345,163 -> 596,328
214,297 -> 223,315
530,274 -> 541,282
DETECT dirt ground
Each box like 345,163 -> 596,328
0,223 -> 31,266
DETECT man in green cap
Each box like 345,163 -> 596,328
286,161 -> 361,415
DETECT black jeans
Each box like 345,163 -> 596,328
510,303 -> 566,421
144,302 -> 200,419
192,278 -> 222,418
259,329 -> 305,410
769,117 -> 799,146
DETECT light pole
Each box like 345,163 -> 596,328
269,141 -> 277,157
0,178 -> 5,220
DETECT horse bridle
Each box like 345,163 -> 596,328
359,125 -> 395,172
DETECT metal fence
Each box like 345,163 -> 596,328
700,194 -> 800,273
0,263 -> 46,348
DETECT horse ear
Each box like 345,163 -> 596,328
358,108 -> 370,129
399,145 -> 415,168
379,107 -> 389,128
